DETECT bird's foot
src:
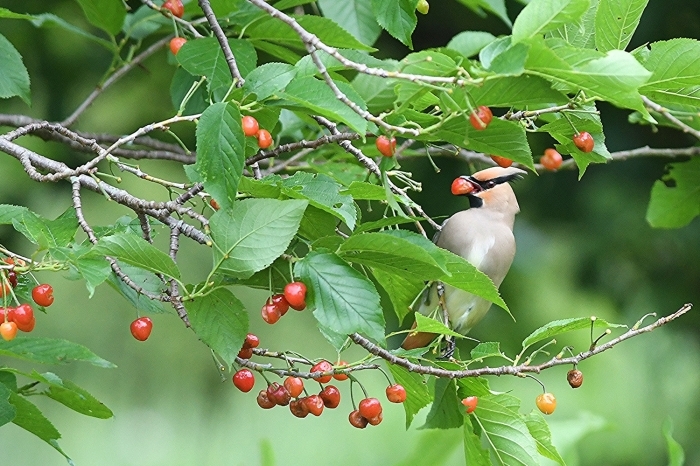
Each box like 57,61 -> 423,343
437,337 -> 456,360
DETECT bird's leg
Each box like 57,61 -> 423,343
436,282 -> 456,360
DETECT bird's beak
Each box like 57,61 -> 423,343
451,176 -> 479,196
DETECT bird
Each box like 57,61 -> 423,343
401,165 -> 526,350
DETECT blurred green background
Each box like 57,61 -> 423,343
1,0 -> 699,465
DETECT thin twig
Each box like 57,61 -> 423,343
198,0 -> 244,86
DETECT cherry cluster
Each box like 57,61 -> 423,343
232,331 -> 407,427
0,258 -> 53,341
261,281 -> 307,324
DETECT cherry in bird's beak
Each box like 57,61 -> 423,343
451,177 -> 477,196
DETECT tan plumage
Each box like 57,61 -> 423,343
402,166 -> 525,349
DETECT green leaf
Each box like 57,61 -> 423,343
639,39 -> 700,108
549,0 -> 598,49
210,198 -> 307,279
280,172 -> 357,230
106,263 -> 168,314
0,7 -> 32,19
472,395 -> 540,466
479,37 -> 530,75
524,411 -> 566,465
470,341 -> 504,361
646,158 -> 700,228
469,75 -> 568,108
0,382 -> 16,427
11,208 -> 78,249
246,15 -> 374,51
388,364 -> 432,429
20,371 -> 113,419
0,204 -> 29,224
463,416 -> 491,466
122,5 -> 163,41
420,378 -> 463,429
522,316 -> 626,349
281,76 -> 368,135
9,392 -> 73,464
177,37 -> 257,93
512,0 -> 591,43
194,102 -> 246,210
186,287 -> 248,367
447,31 -> 497,58
371,268 -> 424,322
50,246 -> 111,298
0,34 -> 32,105
339,232 -> 446,280
243,62 -> 295,100
436,117 -> 534,169
456,375 -> 492,398
525,37 -> 651,112
371,0 -> 418,49
455,0 -> 512,27
354,216 -> 420,233
413,313 -> 465,338
75,0 -> 126,35
318,0 -> 382,47
0,337 -> 115,368
92,233 -> 180,279
436,248 -> 509,312
341,181 -> 388,201
595,0 -> 649,52
663,417 -> 685,466
295,251 -> 386,343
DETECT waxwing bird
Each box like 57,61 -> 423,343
402,166 -> 526,350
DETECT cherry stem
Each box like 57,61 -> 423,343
348,373 -> 368,398
561,111 -> 579,135
525,374 -> 547,394
349,378 -> 357,410
376,366 -> 393,386
590,329 -> 612,350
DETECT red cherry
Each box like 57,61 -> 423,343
358,398 -> 382,420
376,135 -> 397,157
169,37 -> 187,55
490,155 -> 513,168
162,0 -> 184,18
333,360 -> 349,381
7,270 -> 17,288
10,304 -> 33,327
238,347 -> 253,359
462,396 -> 478,414
310,360 -> 333,383
289,398 -> 309,418
451,177 -> 475,196
0,321 -> 17,341
16,316 -> 35,333
540,148 -> 563,170
256,390 -> 276,409
261,302 -> 281,324
283,281 -> 307,310
243,333 -> 260,349
242,116 -> 260,137
270,294 -> 289,316
284,376 -> 304,398
573,131 -> 594,153
469,106 -> 493,130
319,385 -> 341,409
32,284 -> 54,307
367,412 -> 383,426
232,369 -> 255,392
385,384 -> 407,403
303,394 -> 324,416
209,198 -> 220,210
349,409 -> 368,429
267,383 -> 291,406
257,129 -> 273,149
130,317 -> 153,341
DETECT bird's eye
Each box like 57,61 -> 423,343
485,181 -> 496,189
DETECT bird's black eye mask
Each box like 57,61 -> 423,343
465,173 -> 522,208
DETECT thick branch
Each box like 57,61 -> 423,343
349,304 -> 692,379
198,0 -> 244,86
